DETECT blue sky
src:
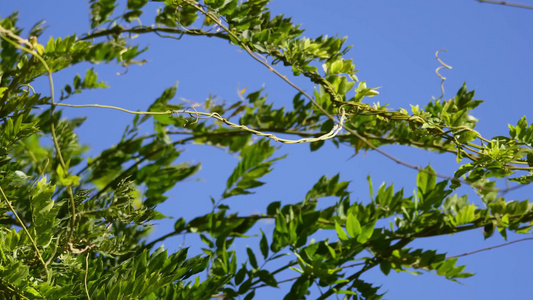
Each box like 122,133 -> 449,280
2,1 -> 533,299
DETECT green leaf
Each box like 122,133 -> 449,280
174,218 -> 186,232
329,60 -> 343,74
223,139 -> 284,199
246,247 -> 258,269
346,213 -> 361,238
243,290 -> 255,300
238,278 -> 252,294
310,140 -> 325,152
30,177 -> 58,246
267,201 -> 281,215
127,0 -> 148,10
235,265 -> 247,285
335,220 -> 349,242
417,165 -> 436,201
90,0 -> 117,28
380,261 -> 392,276
367,175 -> 374,201
108,282 -> 121,299
149,247 -> 168,271
260,230 -> 269,259
258,269 -> 278,287
357,220 -> 375,244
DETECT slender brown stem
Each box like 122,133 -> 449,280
477,0 -> 533,9
81,25 -> 229,41
447,237 -> 533,259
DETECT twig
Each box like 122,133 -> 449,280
477,0 -> 533,9
85,251 -> 92,300
447,237 -> 533,259
81,25 -> 228,41
251,275 -> 300,289
144,214 -> 272,250
45,233 -> 62,266
53,102 -> 347,145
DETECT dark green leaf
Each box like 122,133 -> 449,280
260,230 -> 269,259
246,247 -> 258,269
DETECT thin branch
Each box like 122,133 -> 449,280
45,233 -> 62,266
81,25 -> 229,41
166,129 -> 461,155
53,102 -> 347,145
477,0 -> 533,9
85,251 -> 92,300
447,237 -> 533,259
393,211 -> 533,241
143,214 -> 273,250
251,275 -> 300,290
339,261 -> 367,269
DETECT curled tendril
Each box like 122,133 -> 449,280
184,106 -> 200,126
435,49 -> 452,100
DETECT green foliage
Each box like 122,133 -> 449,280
223,139 -> 283,199
0,1 -> 532,299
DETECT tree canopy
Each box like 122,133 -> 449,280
0,1 -> 532,299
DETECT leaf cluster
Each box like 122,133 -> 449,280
0,1 -> 532,299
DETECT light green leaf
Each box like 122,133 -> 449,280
346,213 -> 361,238
335,220 -> 349,241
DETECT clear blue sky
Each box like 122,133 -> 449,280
2,1 -> 533,299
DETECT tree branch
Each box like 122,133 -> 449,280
447,237 -> 533,259
143,214 -> 273,250
81,25 -> 229,41
477,0 -> 533,9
